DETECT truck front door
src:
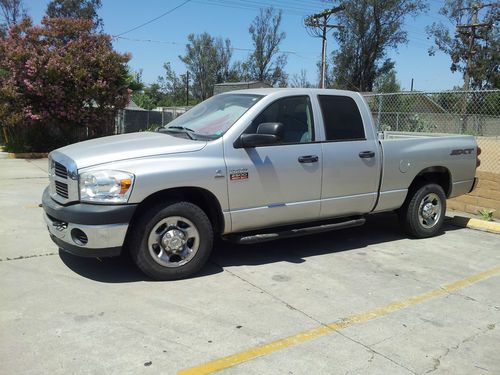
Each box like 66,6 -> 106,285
224,95 -> 322,232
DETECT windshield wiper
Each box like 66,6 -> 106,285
168,125 -> 196,132
163,126 -> 196,140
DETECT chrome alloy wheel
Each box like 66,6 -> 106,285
148,216 -> 200,267
418,193 -> 442,229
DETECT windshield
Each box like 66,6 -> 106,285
165,93 -> 263,139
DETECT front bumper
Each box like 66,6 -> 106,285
42,187 -> 137,257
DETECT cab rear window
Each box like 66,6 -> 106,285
318,95 -> 365,141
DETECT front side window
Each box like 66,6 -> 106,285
165,93 -> 263,139
318,95 -> 365,141
247,96 -> 315,144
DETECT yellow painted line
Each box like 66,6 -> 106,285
178,265 -> 500,375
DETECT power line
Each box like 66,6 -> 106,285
193,0 -> 323,16
113,0 -> 192,37
114,36 -> 318,60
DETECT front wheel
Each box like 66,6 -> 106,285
129,201 -> 214,280
399,183 -> 446,238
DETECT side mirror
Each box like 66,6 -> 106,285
234,122 -> 284,148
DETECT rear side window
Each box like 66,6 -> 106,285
318,95 -> 365,141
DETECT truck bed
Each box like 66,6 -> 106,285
373,131 -> 477,213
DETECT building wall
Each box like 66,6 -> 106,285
448,171 -> 500,219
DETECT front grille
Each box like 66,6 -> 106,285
54,162 -> 68,179
49,153 -> 78,203
55,180 -> 69,199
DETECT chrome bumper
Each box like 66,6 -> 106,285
44,212 -> 128,253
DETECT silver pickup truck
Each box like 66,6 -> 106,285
42,88 -> 479,280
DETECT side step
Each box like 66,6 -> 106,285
224,217 -> 366,245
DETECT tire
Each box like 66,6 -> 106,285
129,201 -> 214,280
399,183 -> 446,238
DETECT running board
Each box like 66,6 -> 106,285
224,217 -> 366,245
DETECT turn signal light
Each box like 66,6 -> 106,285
120,179 -> 132,195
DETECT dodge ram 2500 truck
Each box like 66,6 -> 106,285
42,88 -> 479,280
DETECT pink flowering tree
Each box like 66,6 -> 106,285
0,17 -> 131,152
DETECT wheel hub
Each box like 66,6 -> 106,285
161,229 -> 186,253
148,215 -> 201,268
421,202 -> 435,218
418,192 -> 442,229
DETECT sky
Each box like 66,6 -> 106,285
23,0 -> 464,91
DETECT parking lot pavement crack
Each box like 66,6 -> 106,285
214,262 -> 329,327
25,159 -> 48,173
0,252 -> 56,262
423,321 -> 499,374
5,176 -> 48,180
343,351 -> 376,375
447,290 -> 500,311
335,330 -> 418,375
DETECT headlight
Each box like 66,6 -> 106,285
79,170 -> 134,203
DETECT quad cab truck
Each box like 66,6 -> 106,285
42,89 -> 480,280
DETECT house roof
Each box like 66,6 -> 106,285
125,99 -> 147,111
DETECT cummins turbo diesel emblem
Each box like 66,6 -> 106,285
450,148 -> 474,155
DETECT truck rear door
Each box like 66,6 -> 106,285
316,94 -> 381,218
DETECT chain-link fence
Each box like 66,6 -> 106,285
363,90 -> 500,173
115,106 -> 192,134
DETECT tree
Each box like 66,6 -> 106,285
180,32 -> 233,100
0,0 -> 26,27
126,68 -> 144,92
157,62 -> 189,105
0,17 -> 130,152
290,69 -> 313,88
1,0 -> 26,38
373,69 -> 401,92
247,7 -> 288,86
46,0 -> 102,31
426,1 -> 499,89
131,63 -> 197,109
326,0 -> 426,92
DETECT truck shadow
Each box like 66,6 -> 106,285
59,213 -> 463,283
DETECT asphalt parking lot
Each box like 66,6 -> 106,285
1,156 -> 499,375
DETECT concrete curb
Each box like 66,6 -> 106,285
8,152 -> 48,159
451,216 -> 500,234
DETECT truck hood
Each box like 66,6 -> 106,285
55,132 -> 207,169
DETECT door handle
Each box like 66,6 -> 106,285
298,155 -> 319,163
359,151 -> 375,159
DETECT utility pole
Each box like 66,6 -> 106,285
456,2 -> 495,89
304,6 -> 344,89
185,71 -> 189,107
456,2 -> 494,132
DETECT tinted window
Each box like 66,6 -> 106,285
318,95 -> 365,141
246,96 -> 315,144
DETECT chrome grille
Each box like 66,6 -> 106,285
54,180 -> 69,198
54,162 -> 68,179
49,151 -> 79,204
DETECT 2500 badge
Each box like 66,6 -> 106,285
229,168 -> 249,181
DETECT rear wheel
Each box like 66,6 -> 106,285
399,183 -> 446,238
129,201 -> 213,280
